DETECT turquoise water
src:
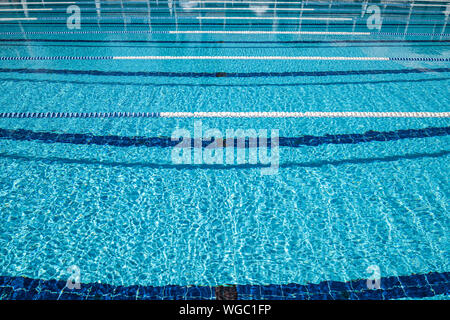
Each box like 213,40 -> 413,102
0,0 -> 449,294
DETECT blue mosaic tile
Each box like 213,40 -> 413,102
400,274 -> 420,287
260,285 -> 284,298
286,284 -> 309,297
284,293 -> 309,300
163,285 -> 190,300
40,279 -> 65,292
358,290 -> 384,300
307,280 -> 331,294
10,277 -> 25,290
426,272 -> 449,284
431,283 -> 450,295
35,290 -> 59,300
381,275 -> 402,290
329,291 -> 345,300
329,280 -> 352,292
11,289 -> 29,300
105,294 -> 134,300
403,286 -> 434,299
58,292 -> 83,300
235,285 -> 253,295
124,285 -> 141,298
349,278 -> 368,291
0,287 -> 14,299
236,285 -> 261,298
383,287 -> 407,300
0,277 -> 8,286
347,292 -> 361,300
150,287 -> 167,299
186,286 -> 214,300
24,278 -> 40,292
309,293 -> 334,300
70,284 -> 91,297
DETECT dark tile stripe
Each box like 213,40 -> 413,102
0,271 -> 448,300
1,68 -> 449,79
0,127 -> 448,149
237,272 -> 450,300
1,75 -> 448,88
1,150 -> 448,171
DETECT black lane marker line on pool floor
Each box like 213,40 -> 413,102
0,127 -> 448,149
1,68 -> 449,78
1,150 -> 448,170
0,271 -> 448,300
2,76 -> 448,88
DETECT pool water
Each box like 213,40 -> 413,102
0,0 -> 449,300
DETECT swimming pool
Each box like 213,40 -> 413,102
0,0 -> 449,300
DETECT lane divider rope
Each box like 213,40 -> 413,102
195,17 -> 353,21
0,112 -> 449,118
0,55 -> 448,61
0,30 -> 371,35
6,17 -> 448,24
0,0 -> 448,9
113,56 -> 391,60
0,30 -> 449,37
0,18 -> 37,21
0,0 -> 445,5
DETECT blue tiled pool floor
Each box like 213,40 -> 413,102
0,0 -> 449,300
